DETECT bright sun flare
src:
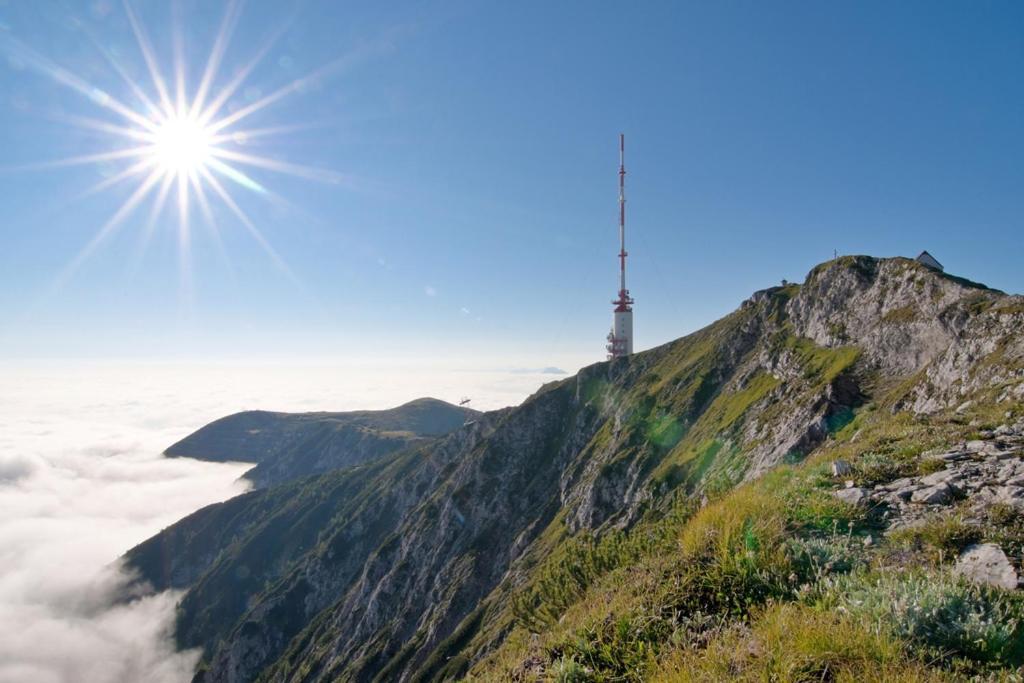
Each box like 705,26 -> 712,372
151,114 -> 214,176
0,1 -> 352,290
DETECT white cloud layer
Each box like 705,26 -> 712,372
0,359 -> 578,683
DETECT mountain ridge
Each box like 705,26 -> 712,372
125,255 -> 1024,682
164,397 -> 478,488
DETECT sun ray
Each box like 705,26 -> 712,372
74,157 -> 159,201
207,121 -> 327,146
206,157 -> 267,194
172,2 -> 187,116
208,148 -> 347,184
177,168 -> 193,305
126,172 -> 176,279
122,0 -> 175,116
189,0 -> 245,119
189,170 -> 237,280
200,165 -> 298,283
47,113 -> 154,144
195,18 -> 295,127
1,146 -> 152,172
177,173 -> 190,239
189,171 -> 216,227
0,34 -> 159,132
79,23 -> 163,119
14,1 -> 368,295
52,167 -> 164,291
205,53 -> 365,135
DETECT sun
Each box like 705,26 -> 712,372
0,1 -> 355,291
150,113 -> 214,177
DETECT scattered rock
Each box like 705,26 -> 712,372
955,543 -> 1018,590
831,460 -> 853,477
869,426 -> 1024,530
893,487 -> 917,502
911,483 -> 952,505
919,469 -> 961,487
834,487 -> 869,507
928,451 -> 969,462
995,486 -> 1024,509
880,477 -> 917,491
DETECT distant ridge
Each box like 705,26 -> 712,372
166,397 -> 478,487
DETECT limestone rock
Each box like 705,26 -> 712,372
831,460 -> 853,477
911,483 -> 952,505
834,487 -> 869,507
955,543 -> 1018,590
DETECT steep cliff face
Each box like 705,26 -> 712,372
124,256 -> 1024,683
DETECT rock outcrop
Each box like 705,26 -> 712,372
858,419 -> 1024,524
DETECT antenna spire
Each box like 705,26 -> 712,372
606,134 -> 634,359
619,133 -> 627,294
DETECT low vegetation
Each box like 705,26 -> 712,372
470,396 -> 1024,682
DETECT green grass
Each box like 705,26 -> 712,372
653,602 -> 947,682
780,334 -> 861,386
472,475 -> 870,681
888,515 -> 983,564
882,306 -> 918,324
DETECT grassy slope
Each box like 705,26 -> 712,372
240,284 -> 866,682
442,262 -> 1024,682
464,373 -> 1024,682
394,290 -> 867,682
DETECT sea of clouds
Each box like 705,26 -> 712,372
0,358 -> 574,683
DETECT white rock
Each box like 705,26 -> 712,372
888,477 -> 918,490
955,543 -> 1018,590
834,487 -> 869,507
910,483 -> 952,505
932,451 -> 969,462
831,460 -> 853,477
995,486 -> 1024,506
920,469 -> 960,487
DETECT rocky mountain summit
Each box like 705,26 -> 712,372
125,255 -> 1024,682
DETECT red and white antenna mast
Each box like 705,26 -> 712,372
606,133 -> 634,359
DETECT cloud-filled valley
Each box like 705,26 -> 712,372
0,359 -> 566,683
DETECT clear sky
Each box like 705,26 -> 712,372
1,1 -> 1021,365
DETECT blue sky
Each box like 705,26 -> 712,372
1,1 -> 1021,364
